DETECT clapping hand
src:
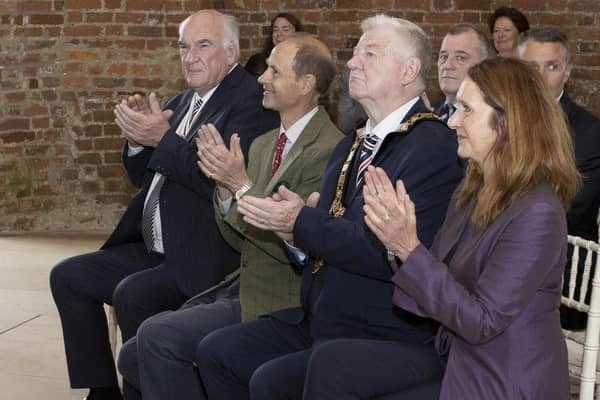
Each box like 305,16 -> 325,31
363,166 -> 420,261
114,92 -> 172,147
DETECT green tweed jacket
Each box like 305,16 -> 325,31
214,106 -> 344,321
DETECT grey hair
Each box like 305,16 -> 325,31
360,14 -> 431,81
446,23 -> 494,60
179,10 -> 240,62
518,26 -> 570,64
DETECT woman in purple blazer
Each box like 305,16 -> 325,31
302,57 -> 579,399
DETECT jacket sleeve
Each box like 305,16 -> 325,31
392,200 -> 566,344
223,138 -> 336,265
294,134 -> 461,281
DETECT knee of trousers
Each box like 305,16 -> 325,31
117,337 -> 139,384
49,256 -> 83,301
137,311 -> 194,363
195,328 -> 228,373
249,361 -> 296,399
112,274 -> 141,318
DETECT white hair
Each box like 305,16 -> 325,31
360,14 -> 431,81
179,11 -> 240,62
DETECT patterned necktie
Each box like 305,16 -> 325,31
183,96 -> 203,138
356,133 -> 380,187
271,132 -> 287,177
141,95 -> 203,252
439,103 -> 456,123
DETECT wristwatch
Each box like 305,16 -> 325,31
234,183 -> 252,201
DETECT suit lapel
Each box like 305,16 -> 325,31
168,89 -> 195,134
185,64 -> 245,142
267,108 -> 328,192
344,100 -> 428,206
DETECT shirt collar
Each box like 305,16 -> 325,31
279,106 -> 319,145
192,64 -> 238,106
365,96 -> 420,140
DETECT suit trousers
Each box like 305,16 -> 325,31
197,316 -> 313,400
49,241 -> 188,388
302,338 -> 443,400
117,278 -> 241,400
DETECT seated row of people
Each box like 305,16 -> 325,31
49,8 -> 599,400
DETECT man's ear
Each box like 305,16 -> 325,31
401,56 -> 422,85
225,42 -> 237,65
563,63 -> 572,87
300,74 -> 317,96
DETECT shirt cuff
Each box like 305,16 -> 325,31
216,190 -> 233,214
284,240 -> 309,266
127,143 -> 144,157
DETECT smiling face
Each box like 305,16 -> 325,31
448,77 -> 499,170
271,17 -> 296,46
178,12 -> 236,95
519,40 -> 571,100
257,41 -> 303,113
438,30 -> 487,103
493,17 -> 520,57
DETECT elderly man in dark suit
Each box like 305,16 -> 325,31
49,10 -> 278,400
433,23 -> 492,123
115,34 -> 343,400
519,27 -> 600,330
195,14 -> 464,400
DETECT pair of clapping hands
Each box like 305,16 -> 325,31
225,164 -> 421,260
114,93 -> 420,258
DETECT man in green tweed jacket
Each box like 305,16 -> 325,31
116,34 -> 343,400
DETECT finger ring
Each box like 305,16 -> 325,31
383,213 -> 390,221
207,172 -> 213,179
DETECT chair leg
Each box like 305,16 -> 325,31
105,305 -> 122,387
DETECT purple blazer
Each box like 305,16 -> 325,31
392,184 -> 569,399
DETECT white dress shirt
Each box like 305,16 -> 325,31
127,86 -> 219,253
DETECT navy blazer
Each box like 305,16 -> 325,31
271,99 -> 464,343
560,92 -> 600,241
102,64 -> 279,296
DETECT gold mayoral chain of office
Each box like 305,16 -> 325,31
312,112 -> 442,274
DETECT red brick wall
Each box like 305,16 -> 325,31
1,0 -> 599,232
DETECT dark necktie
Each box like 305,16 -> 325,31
439,103 -> 456,123
141,95 -> 203,252
356,133 -> 380,187
271,132 -> 287,177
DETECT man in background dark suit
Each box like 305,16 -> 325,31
519,26 -> 600,329
195,15 -> 464,400
49,10 -> 278,400
433,23 -> 492,123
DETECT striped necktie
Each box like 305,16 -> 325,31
183,95 -> 203,137
439,103 -> 455,123
141,95 -> 203,252
356,133 -> 379,187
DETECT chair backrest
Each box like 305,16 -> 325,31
562,234 -> 600,400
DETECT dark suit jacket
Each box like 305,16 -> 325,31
215,107 -> 343,321
102,64 -> 279,297
271,99 -> 464,343
393,184 -> 569,399
561,92 -> 600,241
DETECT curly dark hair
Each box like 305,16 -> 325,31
488,6 -> 530,34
